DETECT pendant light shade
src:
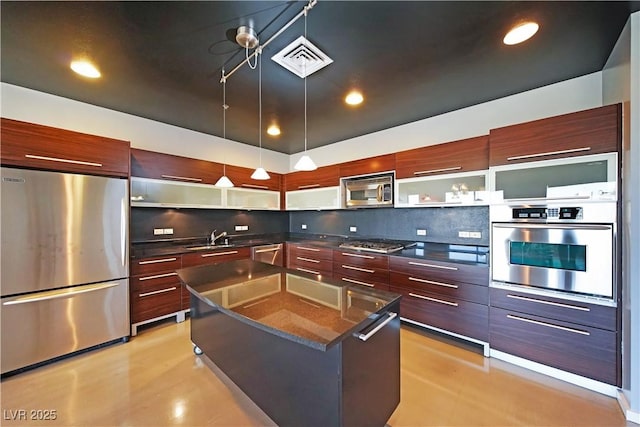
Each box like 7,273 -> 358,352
294,10 -> 316,171
214,174 -> 234,187
294,155 -> 317,171
252,49 -> 270,181
250,167 -> 270,180
215,72 -> 235,188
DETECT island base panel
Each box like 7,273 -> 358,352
190,294 -> 400,427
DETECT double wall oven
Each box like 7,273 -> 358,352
491,202 -> 617,304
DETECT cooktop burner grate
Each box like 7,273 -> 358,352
338,240 -> 406,254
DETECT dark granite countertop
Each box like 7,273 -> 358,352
177,259 -> 402,351
132,232 -> 488,266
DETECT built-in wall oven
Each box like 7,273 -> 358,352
491,202 -> 617,302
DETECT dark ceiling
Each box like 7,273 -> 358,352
2,1 -> 639,155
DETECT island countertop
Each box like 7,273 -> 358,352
176,259 -> 402,351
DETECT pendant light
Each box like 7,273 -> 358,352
251,50 -> 270,180
294,9 -> 317,171
215,71 -> 235,188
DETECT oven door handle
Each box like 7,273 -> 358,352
492,223 -> 612,231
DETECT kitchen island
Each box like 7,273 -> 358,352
177,259 -> 401,427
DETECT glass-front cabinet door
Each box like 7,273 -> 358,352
226,187 -> 280,210
395,171 -> 489,207
130,177 -> 223,208
489,152 -> 618,202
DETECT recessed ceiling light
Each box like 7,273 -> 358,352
503,22 -> 539,45
267,124 -> 281,136
345,91 -> 364,106
70,60 -> 101,78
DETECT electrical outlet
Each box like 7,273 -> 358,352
458,231 -> 470,238
235,225 -> 249,231
416,229 -> 427,236
469,231 -> 482,238
301,224 -> 307,230
349,226 -> 357,233
153,228 -> 164,235
163,228 -> 174,235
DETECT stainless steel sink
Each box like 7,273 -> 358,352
185,244 -> 234,250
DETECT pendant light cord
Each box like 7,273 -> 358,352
304,9 -> 308,153
258,51 -> 263,166
222,71 -> 228,176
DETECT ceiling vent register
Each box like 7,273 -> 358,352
271,36 -> 333,78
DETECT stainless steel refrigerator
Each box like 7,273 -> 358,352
1,167 -> 129,374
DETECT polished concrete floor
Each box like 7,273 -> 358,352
1,318 -> 630,426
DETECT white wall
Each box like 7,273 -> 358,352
2,73 -> 602,175
0,83 -> 291,173
291,72 -> 603,169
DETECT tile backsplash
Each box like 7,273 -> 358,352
131,206 -> 489,246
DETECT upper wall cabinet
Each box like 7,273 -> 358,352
338,154 -> 396,178
395,135 -> 489,179
489,104 -> 621,166
284,164 -> 340,191
224,164 -> 282,192
131,148 -> 223,184
1,118 -> 130,177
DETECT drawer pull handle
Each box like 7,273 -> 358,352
409,277 -> 458,288
25,154 -> 102,167
355,312 -> 397,342
298,184 -> 321,189
297,246 -> 320,252
341,252 -> 375,259
506,314 -> 590,336
139,287 -> 177,297
409,292 -> 458,307
296,267 -> 320,275
202,250 -> 238,257
139,272 -> 178,281
138,257 -> 177,265
408,261 -> 458,271
506,147 -> 591,161
414,166 -> 462,175
254,248 -> 279,253
241,183 -> 269,189
341,277 -> 375,287
342,264 -> 375,274
297,256 -> 320,263
161,174 -> 203,182
506,294 -> 590,311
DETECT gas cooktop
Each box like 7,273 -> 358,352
338,240 -> 407,254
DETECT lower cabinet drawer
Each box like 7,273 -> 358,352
489,307 -> 618,385
288,258 -> 333,276
334,274 -> 389,291
334,263 -> 389,285
390,271 -> 487,304
130,284 -> 182,324
391,285 -> 488,341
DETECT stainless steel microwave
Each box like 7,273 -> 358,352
342,172 -> 394,208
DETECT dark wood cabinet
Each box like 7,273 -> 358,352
395,135 -> 489,179
489,104 -> 621,166
338,154 -> 395,178
1,118 -> 130,177
389,256 -> 489,342
286,243 -> 334,276
131,148 -> 222,184
219,164 -> 282,192
489,287 -> 619,385
284,164 -> 340,191
181,247 -> 251,268
130,255 -> 185,333
333,250 -> 390,290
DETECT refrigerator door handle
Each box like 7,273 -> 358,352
2,282 -> 121,306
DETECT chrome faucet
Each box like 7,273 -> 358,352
209,230 -> 227,245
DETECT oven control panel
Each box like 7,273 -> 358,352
512,206 -> 583,220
